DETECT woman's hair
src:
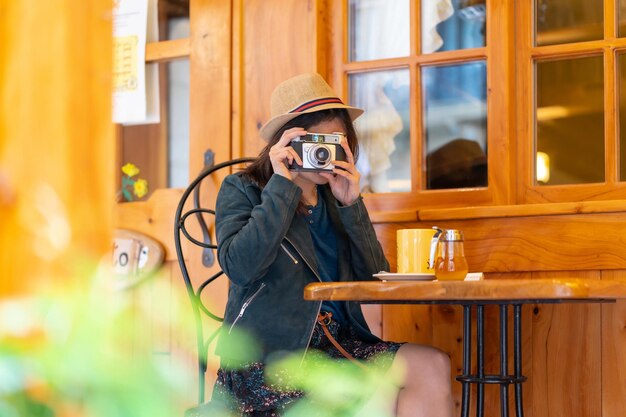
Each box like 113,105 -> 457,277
243,108 -> 359,188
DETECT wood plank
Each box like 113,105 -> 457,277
601,269 -> 626,417
418,199 -> 626,221
368,209 -> 419,224
189,0 -> 233,176
115,188 -> 183,261
146,38 -> 190,62
487,0 -> 515,205
242,0 -> 319,157
341,46 -> 487,73
531,271 -> 602,417
605,0 -> 617,40
514,0 -> 533,205
531,38 -> 626,58
374,213 -> 626,273
231,0 -> 244,158
411,0 -> 421,195
304,278 -> 626,302
605,47 -> 618,184
364,188 -> 495,215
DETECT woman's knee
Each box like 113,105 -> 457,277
397,344 -> 451,379
427,346 -> 451,375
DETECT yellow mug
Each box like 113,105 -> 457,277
396,229 -> 438,274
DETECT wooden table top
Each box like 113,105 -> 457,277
303,278 -> 626,303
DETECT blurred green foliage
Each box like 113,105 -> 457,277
267,351 -> 397,417
0,267 -> 399,417
0,267 -> 198,417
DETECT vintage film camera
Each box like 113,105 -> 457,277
289,132 -> 347,172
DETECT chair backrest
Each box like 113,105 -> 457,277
174,157 -> 256,405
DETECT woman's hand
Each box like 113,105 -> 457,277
320,140 -> 361,206
269,127 -> 305,180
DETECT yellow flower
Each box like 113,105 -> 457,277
121,163 -> 140,177
133,179 -> 148,198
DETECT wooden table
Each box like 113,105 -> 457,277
304,278 -> 626,417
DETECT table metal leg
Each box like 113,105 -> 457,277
500,305 -> 509,417
477,305 -> 485,417
456,303 -> 527,417
513,305 -> 524,417
461,305 -> 472,417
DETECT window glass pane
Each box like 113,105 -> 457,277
167,60 -> 189,188
620,0 -> 626,37
349,69 -> 411,193
619,54 -> 626,180
159,2 -> 190,41
348,0 -> 409,61
535,0 -> 603,46
167,18 -> 190,188
422,62 -> 488,190
536,56 -> 604,185
422,0 -> 486,54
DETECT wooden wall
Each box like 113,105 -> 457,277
371,209 -> 626,417
114,1 -> 626,416
115,0 -> 327,409
238,0 -> 324,157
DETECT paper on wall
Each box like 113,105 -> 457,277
112,0 -> 160,125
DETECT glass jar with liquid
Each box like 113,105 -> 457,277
434,229 -> 469,281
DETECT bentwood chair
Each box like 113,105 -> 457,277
174,157 -> 256,416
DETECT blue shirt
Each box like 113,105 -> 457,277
305,189 -> 346,323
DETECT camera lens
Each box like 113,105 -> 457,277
305,144 -> 333,168
313,146 -> 331,164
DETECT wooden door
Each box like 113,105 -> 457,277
115,0 -> 326,409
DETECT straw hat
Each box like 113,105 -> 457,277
259,73 -> 364,141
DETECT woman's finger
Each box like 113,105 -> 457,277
276,127 -> 306,148
287,147 -> 303,167
331,159 -> 356,174
319,172 -> 335,181
339,139 -> 355,164
331,168 -> 352,180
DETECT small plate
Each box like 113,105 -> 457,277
373,272 -> 436,281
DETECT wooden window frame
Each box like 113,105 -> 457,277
517,0 -> 626,203
329,0 -> 626,216
328,0 -> 515,217
146,38 -> 190,63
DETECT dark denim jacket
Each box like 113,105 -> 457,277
214,172 -> 390,363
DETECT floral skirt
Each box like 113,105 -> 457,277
211,316 -> 403,417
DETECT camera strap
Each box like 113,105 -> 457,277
316,312 -> 369,371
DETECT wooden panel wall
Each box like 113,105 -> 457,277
239,0 -> 322,157
115,0 -> 326,410
114,1 -> 626,416
372,214 -> 626,417
373,213 -> 626,274
602,269 -> 626,417
116,0 -> 382,409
